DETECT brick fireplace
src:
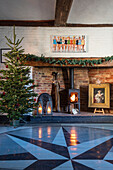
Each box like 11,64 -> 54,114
32,66 -> 113,113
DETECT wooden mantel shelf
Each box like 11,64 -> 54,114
24,57 -> 113,68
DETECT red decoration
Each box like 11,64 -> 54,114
34,98 -> 36,102
3,92 -> 5,95
6,65 -> 8,68
17,57 -> 20,60
17,103 -> 20,107
31,86 -> 34,88
6,77 -> 8,79
0,77 -> 1,79
20,79 -> 23,82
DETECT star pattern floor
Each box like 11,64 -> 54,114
0,124 -> 113,169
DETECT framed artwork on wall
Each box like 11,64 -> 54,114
0,48 -> 11,63
88,84 -> 110,108
51,35 -> 87,53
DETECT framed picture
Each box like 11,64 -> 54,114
0,48 -> 11,63
51,35 -> 87,53
88,84 -> 110,108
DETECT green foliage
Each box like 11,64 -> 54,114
0,26 -> 38,120
25,54 -> 112,67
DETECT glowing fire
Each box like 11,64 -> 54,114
38,105 -> 42,114
70,94 -> 76,102
47,106 -> 51,114
70,92 -> 78,103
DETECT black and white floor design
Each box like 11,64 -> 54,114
0,124 -> 113,169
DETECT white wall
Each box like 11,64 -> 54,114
68,0 -> 113,24
0,26 -> 113,59
0,0 -> 56,20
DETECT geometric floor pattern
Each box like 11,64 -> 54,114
0,124 -> 113,169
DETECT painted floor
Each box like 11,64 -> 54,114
0,124 -> 113,169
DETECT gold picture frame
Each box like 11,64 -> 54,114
88,84 -> 110,108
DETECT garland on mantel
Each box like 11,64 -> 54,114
25,54 -> 113,66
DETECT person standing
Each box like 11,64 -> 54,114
73,36 -> 76,52
81,36 -> 85,52
78,36 -> 81,52
62,37 -> 65,51
65,37 -> 67,51
53,36 -> 57,51
76,37 -> 79,51
67,36 -> 70,52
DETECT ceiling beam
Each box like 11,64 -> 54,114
55,0 -> 73,26
1,20 -> 113,27
0,20 -> 54,27
66,23 -> 113,27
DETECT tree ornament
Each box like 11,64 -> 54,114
34,98 -> 36,102
6,65 -> 8,68
3,92 -> 5,95
17,57 -> 20,60
17,103 -> 20,107
20,79 -> 23,82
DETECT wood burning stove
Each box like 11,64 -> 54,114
60,68 -> 80,113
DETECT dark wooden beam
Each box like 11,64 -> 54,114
0,20 -> 113,27
0,20 -> 54,27
66,23 -> 113,27
55,0 -> 73,26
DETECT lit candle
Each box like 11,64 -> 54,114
38,105 -> 42,114
47,106 -> 51,114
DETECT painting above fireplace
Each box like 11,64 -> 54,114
51,35 -> 87,53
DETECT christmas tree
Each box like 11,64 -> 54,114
0,26 -> 38,121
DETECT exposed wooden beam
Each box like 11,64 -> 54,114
66,23 -> 113,27
55,0 -> 73,26
0,20 -> 54,27
1,20 -> 113,27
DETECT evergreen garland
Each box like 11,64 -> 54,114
25,54 -> 113,67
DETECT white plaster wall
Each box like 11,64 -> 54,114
0,26 -> 113,59
0,0 -> 56,20
68,0 -> 113,24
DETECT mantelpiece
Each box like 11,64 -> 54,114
25,57 -> 113,68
